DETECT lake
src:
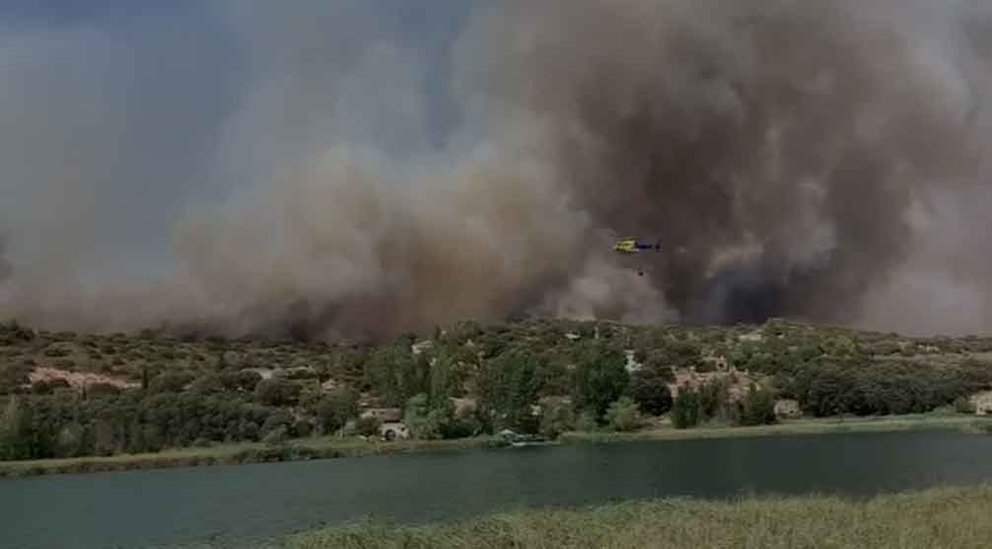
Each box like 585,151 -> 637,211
3,430 -> 992,548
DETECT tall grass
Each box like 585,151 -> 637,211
286,484 -> 992,548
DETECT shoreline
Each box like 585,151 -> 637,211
559,413 -> 992,444
2,414 -> 989,479
0,436 -> 508,479
285,484 -> 992,548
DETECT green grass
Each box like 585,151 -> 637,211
0,436 -> 507,478
559,414 -> 992,444
285,484 -> 992,548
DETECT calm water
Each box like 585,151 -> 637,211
3,430 -> 992,548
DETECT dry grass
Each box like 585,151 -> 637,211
286,484 -> 992,549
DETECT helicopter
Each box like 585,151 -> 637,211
612,236 -> 662,276
612,236 -> 662,255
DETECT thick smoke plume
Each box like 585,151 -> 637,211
1,0 -> 990,340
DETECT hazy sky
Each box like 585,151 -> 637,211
0,1 -> 475,278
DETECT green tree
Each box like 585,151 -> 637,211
0,396 -> 31,459
363,345 -> 415,406
478,347 -> 542,433
297,381 -> 323,413
741,384 -> 777,426
315,388 -> 359,435
574,409 -> 599,432
404,393 -> 455,440
605,396 -> 641,432
538,401 -> 574,439
671,389 -> 700,429
572,342 -> 629,422
629,369 -> 673,416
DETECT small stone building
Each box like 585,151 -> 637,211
379,422 -> 409,441
969,391 -> 992,415
774,399 -> 802,419
451,397 -> 477,417
360,408 -> 403,423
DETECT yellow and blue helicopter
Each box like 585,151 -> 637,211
612,236 -> 662,276
612,236 -> 662,255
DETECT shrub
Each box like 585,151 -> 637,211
605,396 -> 641,432
262,426 -> 288,446
148,372 -> 194,394
254,378 -> 302,406
954,396 -> 976,415
539,403 -> 574,439
356,416 -> 381,437
575,409 -> 599,432
86,383 -> 121,397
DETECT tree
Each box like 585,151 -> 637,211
315,388 -> 358,435
538,400 -> 574,439
671,389 -> 700,429
478,347 -> 542,433
574,409 -> 599,432
572,342 -> 629,422
404,393 -> 455,440
605,396 -> 641,432
297,381 -> 323,413
0,396 -> 31,459
629,369 -> 673,416
363,345 -> 415,406
741,384 -> 777,426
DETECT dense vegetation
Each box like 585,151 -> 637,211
2,318 -> 992,461
286,485 -> 992,548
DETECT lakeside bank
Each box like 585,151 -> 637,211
0,436 -> 507,478
2,414 -> 990,478
559,413 -> 992,444
285,484 -> 992,548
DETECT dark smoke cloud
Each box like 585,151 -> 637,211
464,0 -> 985,328
1,0 -> 990,339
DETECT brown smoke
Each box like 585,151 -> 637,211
2,0 -> 990,339
462,0 -> 985,327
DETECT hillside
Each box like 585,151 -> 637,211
2,318 -> 992,462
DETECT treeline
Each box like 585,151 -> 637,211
670,381 -> 777,429
3,318 -> 992,461
787,360 -> 992,417
0,393 -> 285,460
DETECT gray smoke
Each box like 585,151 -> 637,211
464,0 -> 988,330
1,0 -> 990,339
0,235 -> 10,283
